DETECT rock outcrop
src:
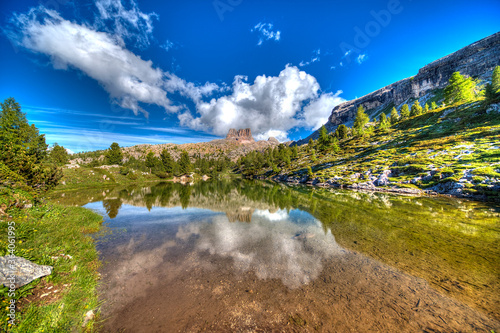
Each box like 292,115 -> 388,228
0,256 -> 53,288
226,128 -> 255,144
296,32 -> 500,145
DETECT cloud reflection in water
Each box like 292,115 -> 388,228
177,208 -> 344,288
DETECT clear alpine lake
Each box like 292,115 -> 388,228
49,180 -> 500,332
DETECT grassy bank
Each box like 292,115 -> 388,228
0,187 -> 103,332
55,165 -> 163,190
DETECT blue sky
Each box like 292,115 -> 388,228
0,0 -> 499,153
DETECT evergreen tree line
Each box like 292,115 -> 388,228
0,98 -> 70,191
237,144 -> 299,177
352,67 -> 500,137
100,143 -> 235,179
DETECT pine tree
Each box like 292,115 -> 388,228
389,107 -> 399,125
335,124 -> 349,140
160,149 -> 175,174
291,145 -> 298,159
145,151 -> 157,173
400,104 -> 410,120
484,83 -> 498,102
492,65 -> 500,93
179,150 -> 192,174
50,143 -> 69,166
331,137 -> 340,153
318,125 -> 330,151
0,98 -> 60,190
377,112 -> 389,129
410,100 -> 423,117
307,166 -> 313,178
311,149 -> 317,162
431,101 -> 438,110
424,103 -> 430,113
353,105 -> 369,136
106,142 -> 123,165
444,72 -> 477,104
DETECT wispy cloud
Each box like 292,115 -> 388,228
36,124 -> 219,152
356,53 -> 368,64
94,0 -> 158,49
24,105 -> 140,121
299,48 -> 321,67
98,120 -> 143,126
160,39 -> 175,52
251,22 -> 281,46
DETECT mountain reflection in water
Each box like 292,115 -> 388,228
49,180 -> 500,331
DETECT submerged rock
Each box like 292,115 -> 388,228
0,256 -> 53,288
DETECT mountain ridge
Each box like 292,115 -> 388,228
296,31 -> 500,145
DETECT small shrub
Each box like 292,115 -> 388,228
154,171 -> 169,179
127,172 -> 138,180
119,167 -> 130,175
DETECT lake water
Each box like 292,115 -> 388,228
49,180 -> 500,332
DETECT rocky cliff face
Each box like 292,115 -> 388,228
296,32 -> 500,144
226,128 -> 255,144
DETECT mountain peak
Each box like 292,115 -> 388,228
225,128 -> 255,144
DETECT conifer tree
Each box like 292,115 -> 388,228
431,101 -> 438,110
307,166 -> 313,178
0,97 -> 61,190
353,105 -> 369,136
308,138 -> 314,147
400,104 -> 410,120
410,100 -> 423,117
492,65 -> 500,93
50,143 -> 69,166
179,150 -> 192,174
291,145 -> 298,159
424,103 -> 430,113
160,149 -> 175,174
389,107 -> 399,124
145,151 -> 157,173
377,112 -> 389,129
335,124 -> 349,140
318,125 -> 330,151
331,137 -> 340,153
444,71 -> 477,104
484,83 -> 498,102
106,142 -> 123,165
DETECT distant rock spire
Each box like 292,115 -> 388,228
225,128 -> 255,144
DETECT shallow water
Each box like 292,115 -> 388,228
49,180 -> 500,332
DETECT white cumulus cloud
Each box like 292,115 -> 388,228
302,91 -> 345,130
7,5 -> 344,142
7,6 -> 219,118
179,65 -> 345,141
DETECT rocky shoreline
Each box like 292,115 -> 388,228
262,169 -> 500,202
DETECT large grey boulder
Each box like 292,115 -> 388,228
374,170 -> 392,186
0,256 -> 53,288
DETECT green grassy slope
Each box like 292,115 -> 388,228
259,100 -> 500,200
0,187 -> 104,332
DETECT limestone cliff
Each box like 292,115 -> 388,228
226,128 -> 255,143
296,32 -> 500,145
